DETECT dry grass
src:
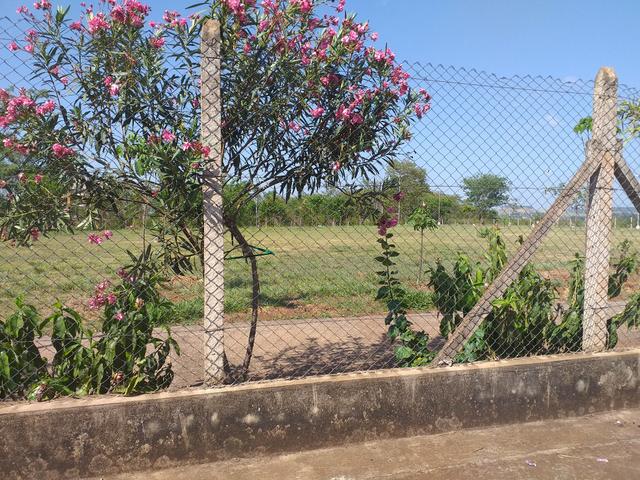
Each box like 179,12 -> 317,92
2,223 -> 640,323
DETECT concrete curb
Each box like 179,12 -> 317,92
2,351 -> 639,479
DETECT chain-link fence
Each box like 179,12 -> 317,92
2,12 -> 640,402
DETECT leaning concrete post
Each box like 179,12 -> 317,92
582,67 -> 618,353
201,19 -> 226,384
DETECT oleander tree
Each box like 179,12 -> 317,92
0,0 -> 430,379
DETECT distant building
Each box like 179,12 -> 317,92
496,205 -> 538,219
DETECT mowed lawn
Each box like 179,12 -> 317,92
2,223 -> 640,324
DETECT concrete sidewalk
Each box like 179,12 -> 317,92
97,409 -> 640,480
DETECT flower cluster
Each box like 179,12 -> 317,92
103,76 -> 120,96
149,35 -> 165,49
377,191 -> 404,236
52,143 -> 75,158
35,99 -> 55,115
110,0 -> 150,28
0,90 -> 62,156
0,90 -> 36,127
3,138 -> 30,155
88,230 -> 114,245
88,13 -> 111,35
3,172 -> 43,185
181,141 -> 212,158
88,279 -> 117,310
162,10 -> 187,28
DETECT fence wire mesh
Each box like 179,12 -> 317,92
2,13 -> 640,402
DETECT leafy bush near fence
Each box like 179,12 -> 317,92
377,226 -> 640,366
0,248 -> 178,401
0,0 -> 429,383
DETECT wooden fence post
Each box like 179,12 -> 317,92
201,20 -> 226,385
582,67 -> 618,352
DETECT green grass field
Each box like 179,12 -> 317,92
2,223 -> 640,324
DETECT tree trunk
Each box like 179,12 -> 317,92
225,218 -> 260,380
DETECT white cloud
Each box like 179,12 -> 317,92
544,113 -> 560,128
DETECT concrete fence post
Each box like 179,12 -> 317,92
201,19 -> 226,384
582,67 -> 618,353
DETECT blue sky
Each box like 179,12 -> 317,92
9,0 -> 636,85
7,0 -> 639,92
4,0 -> 640,211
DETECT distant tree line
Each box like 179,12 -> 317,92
228,159 -> 513,227
2,158 -> 514,230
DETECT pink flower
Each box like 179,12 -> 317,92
181,141 -> 194,151
70,20 -> 83,31
393,191 -> 405,202
88,294 -> 105,310
30,227 -> 40,241
288,121 -> 301,132
414,103 -> 431,119
34,173 -> 43,184
336,0 -> 346,12
370,32 -> 379,41
336,104 -> 351,121
0,179 -> 6,188
16,6 -> 29,14
49,65 -> 59,76
103,229 -> 113,240
191,162 -> 201,169
291,0 -> 313,13
114,311 -> 125,321
60,76 -> 69,86
52,143 -> 75,158
107,293 -> 117,305
33,0 -> 51,10
36,100 -> 55,115
8,41 -> 19,52
310,107 -> 325,118
109,84 -> 120,96
110,5 -> 126,23
161,129 -> 175,143
332,161 -> 341,172
149,36 -> 165,49
103,76 -> 113,87
350,113 -> 364,125
17,172 -> 26,183
88,13 -> 110,34
377,213 -> 399,236
88,233 -> 103,245
200,145 -> 211,158
24,44 -> 34,54
95,280 -> 111,292
3,138 -> 13,148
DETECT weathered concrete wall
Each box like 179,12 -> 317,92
2,351 -> 639,479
